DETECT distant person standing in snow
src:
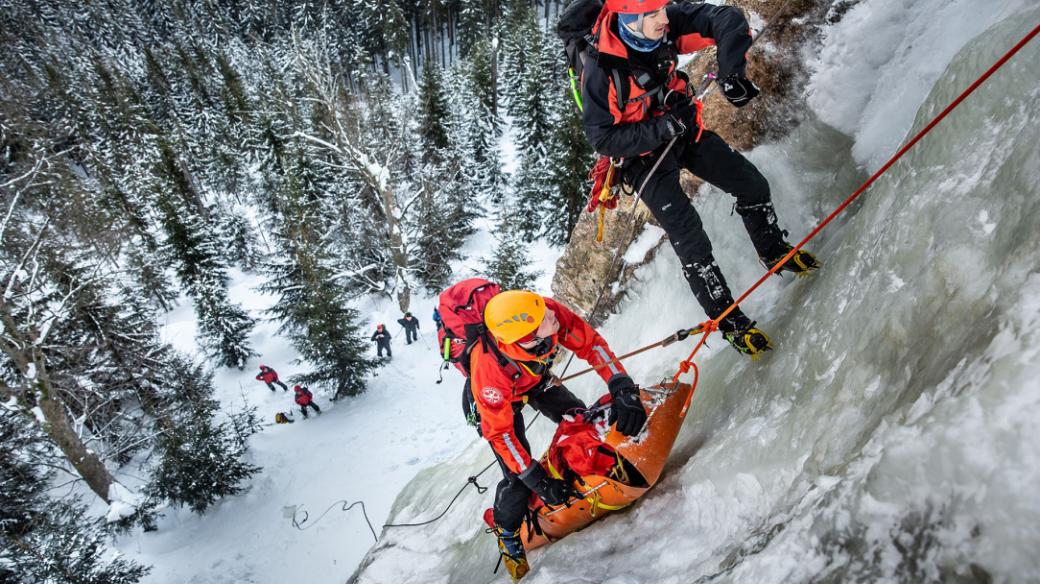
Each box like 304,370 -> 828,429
468,290 -> 645,581
293,385 -> 321,419
397,312 -> 420,345
432,307 -> 443,330
575,0 -> 820,357
255,364 -> 288,392
371,324 -> 392,359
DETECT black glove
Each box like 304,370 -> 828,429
721,74 -> 760,108
607,375 -> 647,437
518,464 -> 573,506
663,98 -> 697,138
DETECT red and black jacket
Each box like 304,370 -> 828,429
256,367 -> 278,383
294,387 -> 313,405
469,297 -> 627,475
582,3 -> 753,158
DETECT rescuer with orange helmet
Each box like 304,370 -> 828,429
470,289 -> 644,581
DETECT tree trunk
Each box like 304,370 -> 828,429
174,155 -> 210,218
440,17 -> 447,65
397,284 -> 411,313
0,310 -> 117,504
377,185 -> 412,313
38,381 -> 115,504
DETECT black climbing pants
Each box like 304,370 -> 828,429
404,326 -> 418,344
376,341 -> 392,358
300,402 -> 321,418
467,383 -> 586,533
266,380 -> 288,392
623,130 -> 788,328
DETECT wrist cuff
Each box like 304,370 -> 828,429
518,463 -> 548,488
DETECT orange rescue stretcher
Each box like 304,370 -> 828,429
520,381 -> 693,550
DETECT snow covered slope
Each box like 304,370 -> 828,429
112,112 -> 562,583
352,3 -> 1040,583
115,278 -> 475,583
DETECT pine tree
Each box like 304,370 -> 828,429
153,140 -> 257,368
146,358 -> 262,513
483,223 -> 541,291
546,90 -> 595,245
262,241 -> 377,399
0,412 -> 149,584
411,63 -> 478,293
2,501 -> 151,584
456,0 -> 488,58
510,16 -> 559,241
417,62 -> 451,163
451,44 -> 502,202
412,160 -> 478,293
260,134 -> 378,399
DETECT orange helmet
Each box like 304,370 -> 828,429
604,0 -> 668,14
484,290 -> 546,345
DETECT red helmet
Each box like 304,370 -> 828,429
293,385 -> 302,391
604,0 -> 668,14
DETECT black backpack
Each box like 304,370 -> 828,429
557,0 -> 606,112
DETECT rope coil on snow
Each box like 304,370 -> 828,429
291,500 -> 378,542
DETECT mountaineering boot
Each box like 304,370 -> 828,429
493,526 -> 529,582
763,242 -> 821,277
681,258 -> 738,318
683,258 -> 773,357
719,316 -> 773,358
734,201 -> 788,256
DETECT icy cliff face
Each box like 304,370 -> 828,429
352,3 -> 1040,583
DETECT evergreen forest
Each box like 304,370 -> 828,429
0,0 -> 590,579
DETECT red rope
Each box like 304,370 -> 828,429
675,22 -> 1040,416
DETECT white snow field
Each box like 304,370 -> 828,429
115,272 -> 478,584
351,3 -> 1040,584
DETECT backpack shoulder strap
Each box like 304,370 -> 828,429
477,333 -> 524,382
611,68 -> 626,113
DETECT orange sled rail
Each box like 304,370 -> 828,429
521,382 -> 693,550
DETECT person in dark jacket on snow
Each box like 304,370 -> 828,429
255,364 -> 288,392
293,385 -> 321,418
371,324 -> 392,359
579,0 -> 819,357
432,307 -> 443,330
397,312 -> 420,345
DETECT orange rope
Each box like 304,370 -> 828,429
674,22 -> 1040,417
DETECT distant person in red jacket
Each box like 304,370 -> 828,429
255,364 -> 288,392
293,385 -> 321,419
